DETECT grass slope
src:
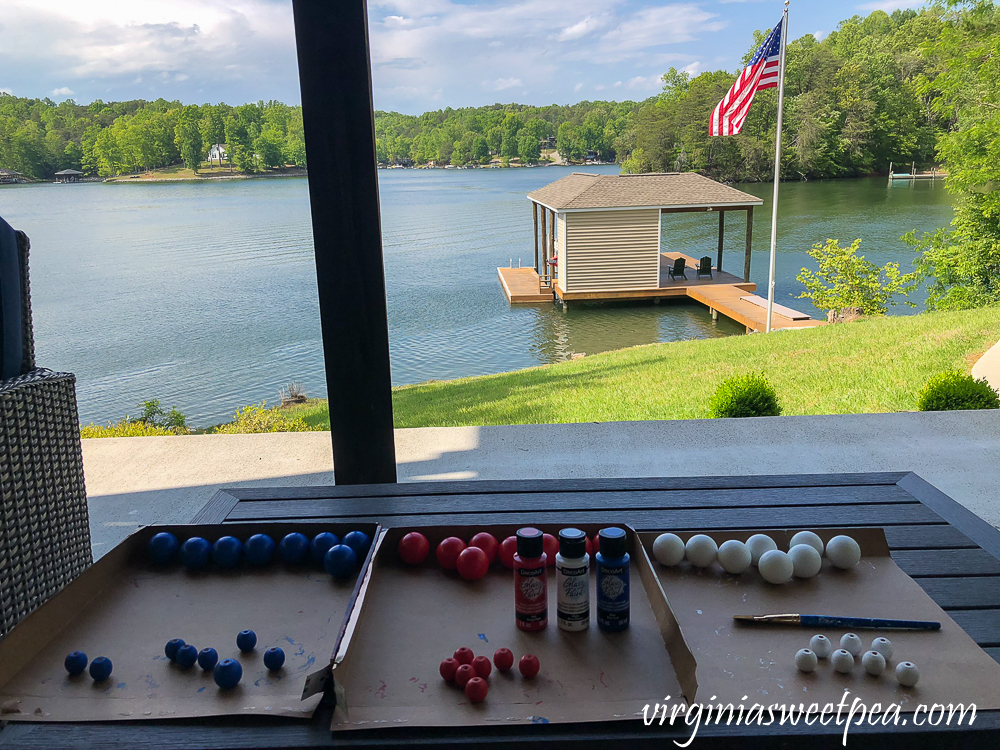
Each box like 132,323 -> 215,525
284,308 -> 1000,429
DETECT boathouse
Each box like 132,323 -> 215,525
54,169 -> 84,183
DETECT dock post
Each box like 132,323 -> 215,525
532,201 -> 539,274
540,208 -> 548,275
743,206 -> 753,283
717,211 -> 725,272
712,308 -> 718,321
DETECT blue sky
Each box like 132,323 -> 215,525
1,0 -> 924,114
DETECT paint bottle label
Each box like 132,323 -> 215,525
556,560 -> 590,631
596,561 -> 630,631
514,561 -> 548,631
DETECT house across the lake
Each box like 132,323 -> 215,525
207,143 -> 227,162
53,169 -> 83,183
497,171 -> 823,333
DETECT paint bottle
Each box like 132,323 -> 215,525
556,528 -> 590,631
514,527 -> 548,632
595,527 -> 630,632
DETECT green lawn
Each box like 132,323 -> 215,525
279,308 -> 1000,429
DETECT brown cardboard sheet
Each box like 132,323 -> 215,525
638,528 -> 1000,711
0,522 -> 377,722
331,525 -> 695,730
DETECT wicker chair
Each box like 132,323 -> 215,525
0,230 -> 91,637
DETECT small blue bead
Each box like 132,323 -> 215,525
278,533 -> 309,564
263,647 -> 285,671
64,651 -> 88,676
244,534 -> 276,566
197,647 -> 219,671
148,532 -> 179,564
212,536 -> 243,568
310,532 -> 340,566
89,656 -> 113,682
213,659 -> 243,689
236,629 -> 257,653
324,544 -> 357,579
175,644 -> 199,668
164,638 -> 186,661
179,538 -> 210,570
342,531 -> 370,556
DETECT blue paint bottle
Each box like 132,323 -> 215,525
595,527 -> 629,632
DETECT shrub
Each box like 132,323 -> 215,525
211,401 -> 318,434
133,399 -> 187,431
916,371 -> 1000,411
708,373 -> 782,418
81,420 -> 177,439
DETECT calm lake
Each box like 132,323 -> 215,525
0,167 -> 953,427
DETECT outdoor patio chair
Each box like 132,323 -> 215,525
696,256 -> 713,279
666,257 -> 687,281
0,225 -> 91,637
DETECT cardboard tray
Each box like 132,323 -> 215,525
637,528 -> 1000,711
329,524 -> 697,729
0,521 -> 379,722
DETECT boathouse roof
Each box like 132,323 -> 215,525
527,172 -> 763,212
54,169 -> 84,175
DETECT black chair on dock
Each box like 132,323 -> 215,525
696,256 -> 713,280
667,257 -> 687,281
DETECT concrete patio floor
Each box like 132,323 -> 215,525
83,410 -> 1000,557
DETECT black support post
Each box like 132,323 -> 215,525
532,202 -> 539,274
717,210 -> 725,272
291,0 -> 397,484
744,206 -> 754,283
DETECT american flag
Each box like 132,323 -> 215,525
710,18 -> 783,137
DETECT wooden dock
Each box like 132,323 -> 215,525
499,252 -> 823,332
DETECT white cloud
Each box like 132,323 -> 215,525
813,30 -> 828,41
682,61 -> 702,77
857,0 -> 923,10
556,14 -> 607,42
51,86 -> 75,96
492,77 -> 521,91
596,4 -> 724,62
574,82 -> 584,92
625,74 -> 660,91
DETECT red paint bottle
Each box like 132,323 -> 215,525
514,527 -> 548,632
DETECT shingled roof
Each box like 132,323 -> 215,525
527,172 -> 763,211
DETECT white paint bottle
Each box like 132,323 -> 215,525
556,528 -> 590,631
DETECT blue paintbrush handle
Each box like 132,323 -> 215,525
801,615 -> 940,630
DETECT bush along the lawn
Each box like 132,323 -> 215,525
708,373 -> 782,418
916,371 -> 1000,412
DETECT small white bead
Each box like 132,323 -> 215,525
870,637 -> 893,661
826,535 -> 862,569
840,633 -> 863,656
788,544 -> 822,578
758,549 -> 793,584
862,650 -> 886,676
809,634 -> 832,659
685,534 -> 718,568
717,540 -> 752,574
652,533 -> 686,566
896,661 -> 920,687
831,649 -> 855,673
746,534 -> 777,565
795,648 -> 818,672
789,530 -> 825,556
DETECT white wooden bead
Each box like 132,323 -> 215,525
717,540 -> 752,574
862,650 -> 886,676
870,637 -> 893,661
746,534 -> 777,565
758,549 -> 793,584
652,533 -> 686,566
684,534 -> 718,568
795,648 -> 818,672
826,535 -> 862,569
895,661 -> 920,687
831,649 -> 855,673
809,634 -> 832,658
788,544 -> 822,578
840,633 -> 863,656
789,530 -> 824,556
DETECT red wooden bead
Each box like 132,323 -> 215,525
453,647 -> 475,665
439,657 -> 459,682
469,532 -> 499,563
493,648 -> 514,672
472,655 -> 492,678
464,676 -> 488,703
456,547 -> 490,580
455,663 -> 476,688
519,654 -> 540,679
436,537 -> 466,570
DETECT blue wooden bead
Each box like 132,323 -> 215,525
324,544 -> 357,579
278,533 -> 309,564
263,647 -> 285,671
213,659 -> 243,689
197,647 -> 219,671
236,629 -> 257,653
148,532 -> 179,564
164,638 -> 186,661
89,656 -> 113,682
342,531 -> 370,556
310,532 -> 339,566
212,536 -> 243,568
179,538 -> 210,570
175,644 -> 198,668
244,534 -> 276,566
64,651 -> 88,676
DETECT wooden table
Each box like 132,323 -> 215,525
3,471 -> 999,748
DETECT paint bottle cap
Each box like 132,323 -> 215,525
516,527 -> 544,559
598,527 -> 627,558
558,528 -> 587,558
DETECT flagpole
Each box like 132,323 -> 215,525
765,0 -> 789,333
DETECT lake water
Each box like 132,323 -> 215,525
0,168 -> 953,427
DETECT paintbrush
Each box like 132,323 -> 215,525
733,613 -> 941,630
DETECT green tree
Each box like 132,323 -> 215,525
517,132 -> 541,163
174,106 -> 203,171
285,109 -> 307,167
255,126 -> 285,168
796,238 -> 918,315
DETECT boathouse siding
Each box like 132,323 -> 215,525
563,209 -> 660,293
